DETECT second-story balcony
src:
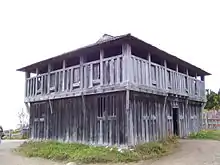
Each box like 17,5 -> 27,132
25,54 -> 205,102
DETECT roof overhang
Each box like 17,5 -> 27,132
16,34 -> 211,76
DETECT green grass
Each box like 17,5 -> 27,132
15,136 -> 178,163
189,129 -> 220,140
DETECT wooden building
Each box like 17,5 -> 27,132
17,34 -> 210,146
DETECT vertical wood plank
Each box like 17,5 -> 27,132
89,64 -> 93,88
110,59 -> 114,85
35,68 -> 39,95
69,69 -> 72,91
122,43 -> 132,83
100,49 -> 104,86
25,72 -> 30,97
116,57 -> 120,84
62,60 -> 66,91
148,53 -> 152,86
80,56 -> 84,89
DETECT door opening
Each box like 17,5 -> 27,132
172,108 -> 179,136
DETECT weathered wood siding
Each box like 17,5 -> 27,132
129,92 -> 203,145
29,90 -> 203,146
25,54 -> 205,103
29,92 -> 128,146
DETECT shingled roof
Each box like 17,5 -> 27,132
17,33 -> 211,76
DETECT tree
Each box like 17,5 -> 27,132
205,89 -> 220,110
17,108 -> 29,129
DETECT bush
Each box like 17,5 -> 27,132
16,136 -> 178,163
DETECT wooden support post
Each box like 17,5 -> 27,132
100,49 -> 104,86
126,90 -> 133,146
164,60 -> 167,90
176,64 -> 179,92
195,73 -> 198,95
186,69 -> 189,93
62,60 -> 66,91
148,53 -> 152,86
25,72 -> 30,97
47,64 -> 51,94
89,63 -> 93,88
162,95 -> 167,139
80,56 -> 84,89
35,68 -> 39,95
122,43 -> 132,84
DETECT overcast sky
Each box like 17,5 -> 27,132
0,0 -> 219,130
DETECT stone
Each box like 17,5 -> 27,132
66,162 -> 77,165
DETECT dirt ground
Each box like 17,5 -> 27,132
1,139 -> 220,165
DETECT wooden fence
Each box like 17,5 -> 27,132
203,110 -> 220,130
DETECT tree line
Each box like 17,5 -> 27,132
205,89 -> 220,110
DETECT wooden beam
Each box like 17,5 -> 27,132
126,90 -> 134,146
35,68 -> 39,95
100,49 -> 104,86
162,96 -> 167,139
62,60 -> 66,91
176,64 -> 179,91
186,69 -> 189,92
164,60 -> 167,90
148,53 -> 152,86
47,64 -> 52,94
25,72 -> 30,97
122,43 -> 132,83
80,56 -> 84,89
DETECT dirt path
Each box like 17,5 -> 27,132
1,139 -> 220,165
140,139 -> 220,165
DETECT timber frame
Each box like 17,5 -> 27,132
17,33 -> 210,146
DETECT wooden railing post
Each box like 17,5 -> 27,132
62,60 -> 66,91
100,50 -> 104,86
148,53 -> 152,86
201,75 -> 205,98
195,73 -> 198,96
35,68 -> 39,95
80,56 -> 84,89
176,64 -> 179,92
186,69 -> 189,94
25,72 -> 30,97
122,43 -> 132,84
47,64 -> 51,94
164,60 -> 167,90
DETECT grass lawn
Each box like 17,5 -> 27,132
189,129 -> 220,140
15,136 -> 178,164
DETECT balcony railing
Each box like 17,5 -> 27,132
130,55 -> 205,99
25,54 -> 205,101
25,55 -> 123,98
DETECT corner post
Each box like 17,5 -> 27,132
186,69 -> 189,93
47,64 -> 51,94
148,53 -> 152,86
176,64 -> 179,92
164,60 -> 167,90
195,73 -> 198,95
62,60 -> 66,91
100,49 -> 104,86
122,43 -> 132,85
35,68 -> 39,95
126,89 -> 134,146
80,56 -> 84,90
25,72 -> 30,98
201,75 -> 205,99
